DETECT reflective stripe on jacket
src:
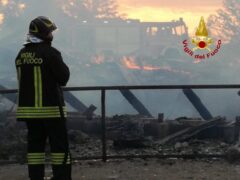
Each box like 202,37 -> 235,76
15,42 -> 70,120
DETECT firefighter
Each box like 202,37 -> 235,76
15,16 -> 71,180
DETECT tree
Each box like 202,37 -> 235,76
207,0 -> 240,43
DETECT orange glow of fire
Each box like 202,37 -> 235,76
122,56 -> 191,75
143,66 -> 161,71
122,56 -> 141,70
1,0 -> 8,6
122,56 -> 165,71
18,3 -> 26,10
61,0 -> 80,19
92,54 -> 105,64
0,13 -> 4,25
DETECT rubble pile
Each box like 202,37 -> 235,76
107,115 -> 149,148
69,138 -> 231,159
0,125 -> 27,162
1,114 -> 240,164
225,145 -> 240,163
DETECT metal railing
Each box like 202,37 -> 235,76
1,84 -> 240,162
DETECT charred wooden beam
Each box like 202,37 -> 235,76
158,117 -> 223,145
64,92 -> 88,113
83,104 -> 97,120
183,89 -> 213,120
120,89 -> 153,117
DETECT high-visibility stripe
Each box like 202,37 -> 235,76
52,161 -> 71,165
51,153 -> 71,165
17,113 -> 67,116
17,66 -> 67,119
18,116 -> 60,118
17,114 -> 66,118
37,67 -> 43,107
51,158 -> 70,161
17,67 -> 21,105
17,112 -> 66,116
28,160 -> 45,164
16,106 -> 67,118
27,153 -> 45,165
34,66 -> 42,107
17,109 -> 66,112
34,67 -> 38,107
27,153 -> 45,157
28,159 -> 45,161
17,109 -> 66,113
18,106 -> 67,110
17,112 -> 67,116
51,153 -> 65,156
28,153 -> 45,156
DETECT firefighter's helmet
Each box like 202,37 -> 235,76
29,16 -> 57,41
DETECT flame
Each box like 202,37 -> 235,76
0,13 -> 4,25
121,56 -> 191,75
1,0 -> 8,6
121,56 -> 190,74
18,3 -> 26,10
143,66 -> 160,71
144,65 -> 190,75
122,56 -> 141,70
195,16 -> 208,37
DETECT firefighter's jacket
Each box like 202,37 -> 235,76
15,42 -> 70,120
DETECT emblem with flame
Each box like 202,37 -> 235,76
192,17 -> 212,51
182,16 -> 222,61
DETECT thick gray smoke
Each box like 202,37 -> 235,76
0,0 -> 240,119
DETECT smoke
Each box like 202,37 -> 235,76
0,1 -> 240,119
0,13 -> 4,24
1,0 -> 8,6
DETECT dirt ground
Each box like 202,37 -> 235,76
1,159 -> 240,180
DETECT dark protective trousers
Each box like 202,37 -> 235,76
26,119 -> 72,180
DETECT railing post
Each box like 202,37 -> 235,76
101,89 -> 107,162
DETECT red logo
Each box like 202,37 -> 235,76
182,17 -> 222,63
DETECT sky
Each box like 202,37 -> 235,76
0,0 -> 224,35
118,0 -> 223,35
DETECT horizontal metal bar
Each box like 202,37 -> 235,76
1,84 -> 240,94
65,85 -> 240,91
0,89 -> 18,94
